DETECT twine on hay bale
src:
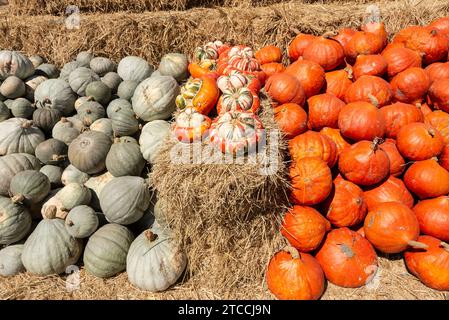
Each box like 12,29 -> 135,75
150,93 -> 290,297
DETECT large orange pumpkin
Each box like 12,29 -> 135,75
325,67 -> 353,101
429,17 -> 449,37
344,75 -> 393,107
425,110 -> 449,144
255,45 -> 282,65
260,62 -> 285,78
333,28 -> 357,52
425,62 -> 449,84
439,144 -> 449,171
352,54 -> 387,80
363,176 -> 414,211
362,20 -> 388,48
289,131 -> 338,167
302,36 -> 345,71
413,196 -> 449,242
379,139 -> 406,177
379,102 -> 424,139
265,72 -> 306,106
308,93 -> 346,130
284,59 -> 326,98
390,67 -> 430,104
316,227 -> 378,288
381,47 -> 422,78
428,78 -> 449,113
288,33 -> 316,62
319,127 -> 350,156
266,248 -> 325,300
345,31 -> 385,61
274,103 -> 308,139
290,157 -> 333,205
281,205 -> 331,252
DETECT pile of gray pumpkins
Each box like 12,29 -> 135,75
0,49 -> 188,292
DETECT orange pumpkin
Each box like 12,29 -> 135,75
290,157 -> 333,205
176,76 -> 220,116
425,110 -> 449,144
404,158 -> 449,199
345,31 -> 385,61
379,139 -> 406,177
288,33 -> 316,62
413,196 -> 449,242
363,176 -> 414,211
428,78 -> 449,113
281,205 -> 331,252
289,131 -> 338,167
316,227 -> 377,288
285,59 -> 326,98
380,102 -> 425,139
425,62 -> 449,84
308,93 -> 346,130
172,107 -> 212,143
266,248 -> 325,300
187,60 -> 219,79
324,67 -> 353,100
344,75 -> 393,107
393,25 -> 423,44
381,47 -> 422,78
260,62 -> 285,78
333,28 -> 357,52
418,102 -> 433,116
429,17 -> 449,36
302,36 -> 345,71
439,144 -> 449,171
319,127 -> 351,156
390,67 -> 430,104
274,103 -> 308,139
352,54 -> 387,80
362,21 -> 388,48
265,73 -> 305,106
255,45 -> 282,65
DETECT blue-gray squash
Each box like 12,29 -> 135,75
11,98 -> 34,119
0,118 -> 45,155
59,61 -> 82,82
101,72 -> 122,92
76,51 -> 93,67
0,244 -> 25,276
110,107 -> 139,137
32,107 -> 62,133
117,56 -> 153,82
65,205 -> 99,238
0,196 -> 32,245
41,183 -> 91,219
68,67 -> 100,96
117,80 -> 138,101
158,53 -> 188,82
0,50 -> 35,80
35,138 -> 68,165
36,63 -> 59,79
61,164 -> 90,186
0,76 -> 26,99
52,116 -> 85,145
90,57 -> 116,77
106,98 -> 132,118
0,153 -> 41,196
84,171 -> 113,211
106,137 -> 145,177
0,100 -> 10,121
139,120 -> 170,163
10,170 -> 51,205
40,165 -> 63,187
76,101 -> 106,126
90,118 -> 113,140
34,78 -> 76,116
85,81 -> 111,106
29,55 -> 45,68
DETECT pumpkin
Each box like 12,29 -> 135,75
132,75 -> 179,121
260,62 -> 285,78
110,107 -> 139,137
61,164 -> 90,186
69,67 -> 101,96
0,76 -> 25,99
380,102 -> 424,139
379,139 -> 406,176
289,131 -> 338,167
52,116 -> 85,145
425,62 -> 449,84
404,235 -> 449,291
0,50 -> 35,80
217,70 -> 261,93
266,247 -> 325,300
425,110 -> 449,144
428,78 -> 449,113
139,120 -> 171,163
381,47 -> 422,78
352,54 -> 387,80
338,139 -> 390,186
319,127 -> 350,155
344,75 -> 393,107
265,73 -> 305,106
41,183 -> 91,219
90,118 -> 113,140
404,159 -> 449,199
364,201 -> 423,254
209,111 -> 263,156
107,98 -> 132,118
36,63 -> 59,79
396,122 -> 444,161
59,61 -> 82,82
308,93 -> 345,130
418,102 -> 433,116
76,51 -> 93,67
158,53 -> 188,82
364,176 -> 414,211
390,67 -> 430,103
127,222 -> 187,292
194,40 -> 228,61
216,86 -> 259,114
281,205 -> 330,252
345,31 -> 385,61
430,17 -> 449,36
413,196 -> 449,242
84,223 -> 134,278
11,98 -> 34,119
287,33 -> 316,62
284,59 -> 326,98
22,215 -> 82,276
0,245 -> 25,276
0,153 -> 41,196
29,55 -> 45,68
188,59 -> 218,79
75,96 -> 93,110
68,131 -> 112,174
316,227 -> 377,288
302,36 -> 345,71
0,101 -> 10,121
176,76 -> 220,115
34,78 -> 76,116
10,170 -> 51,205
338,101 -> 385,141
225,46 -> 260,72
89,57 -> 115,77
117,56 -> 153,82
65,205 -> 99,238
290,157 -> 332,205
35,138 -> 68,165
322,176 -> 367,228
106,137 -> 145,177
172,107 -> 211,143
362,16 -> 388,48
255,45 -> 282,65
439,144 -> 449,171
0,118 -> 45,155
273,103 -> 308,139
85,81 -> 112,106
333,28 -> 357,51
101,72 -> 122,92
0,196 -> 31,245
40,165 -> 63,187
325,68 -> 353,100
117,80 -> 139,101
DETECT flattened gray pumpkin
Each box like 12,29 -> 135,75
99,176 -> 150,225
34,78 -> 76,116
36,63 -> 59,79
68,131 -> 112,174
0,76 -> 26,99
35,138 -> 68,165
10,170 -> 51,205
41,183 -> 91,219
117,80 -> 138,101
29,55 -> 45,68
106,137 -> 145,177
74,96 -> 93,110
0,100 -> 11,121
11,98 -> 34,119
107,98 -> 132,118
0,118 -> 45,155
101,72 -> 122,92
117,56 -> 153,82
65,205 -> 99,238
0,153 -> 41,196
90,118 -> 113,140
68,67 -> 100,96
127,222 -> 187,292
32,107 -> 62,133
84,171 -> 113,211
139,120 -> 170,163
52,116 -> 85,145
158,53 -> 188,82
76,51 -> 93,67
76,101 -> 106,126
61,164 -> 90,185
0,244 -> 25,276
85,81 -> 111,106
22,216 -> 82,275
110,107 -> 139,137
59,61 -> 82,82
90,57 -> 116,77
0,50 -> 35,80
83,223 -> 134,278
40,165 -> 63,187
0,196 -> 32,245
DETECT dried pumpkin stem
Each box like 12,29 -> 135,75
440,242 -> 449,252
408,240 -> 429,250
67,220 -> 74,227
45,205 -> 57,219
145,230 -> 158,242
21,120 -> 34,129
11,194 -> 25,204
284,245 -> 300,259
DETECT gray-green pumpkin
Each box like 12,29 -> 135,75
0,153 -> 41,196
68,131 -> 112,174
90,118 -> 113,140
36,63 -> 59,79
11,98 -> 34,119
68,67 -> 100,96
0,76 -> 25,99
110,107 -> 139,137
158,53 -> 188,82
0,100 -> 11,121
76,51 -> 93,67
76,101 -> 106,126
0,244 -> 25,276
90,57 -> 116,77
52,116 -> 85,145
132,75 -> 179,122
40,165 -> 63,187
0,50 -> 35,80
65,205 -> 99,238
106,98 -> 132,118
0,196 -> 32,245
59,61 -> 82,82
29,55 -> 45,68
84,171 -> 113,211
83,223 -> 134,278
101,72 -> 122,92
0,118 -> 45,156
127,222 -> 187,292
25,75 -> 48,91
117,80 -> 139,101
139,120 -> 170,163
106,137 -> 145,177
34,78 -> 76,116
21,216 -> 82,275
117,56 -> 153,82
61,164 -> 90,186
99,176 -> 150,225
10,170 -> 51,205
32,107 -> 62,133
74,96 -> 93,110
35,138 -> 68,165
41,183 -> 91,219
85,81 -> 111,106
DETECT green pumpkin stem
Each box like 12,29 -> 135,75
145,230 -> 158,242
408,240 -> 428,250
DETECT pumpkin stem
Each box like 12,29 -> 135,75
52,154 -> 67,161
45,205 -> 57,219
430,29 -> 438,36
322,30 -> 337,38
67,220 -> 74,227
144,230 -> 158,242
114,137 -> 121,144
284,246 -> 300,259
371,137 -> 384,150
60,117 -> 68,123
344,65 -> 353,80
367,94 -> 379,107
21,120 -> 34,129
11,194 -> 25,204
440,242 -> 449,252
428,128 -> 437,138
408,240 -> 429,250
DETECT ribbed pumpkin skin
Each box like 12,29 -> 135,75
127,223 -> 187,292
117,56 -> 153,82
107,98 -> 133,118
100,176 -> 150,225
35,138 -> 68,165
34,79 -> 76,116
85,81 -> 112,106
90,118 -> 113,140
0,196 -> 31,245
41,183 -> 92,219
61,164 -> 90,186
139,120 -> 170,163
0,244 -> 25,276
0,76 -> 26,99
0,153 -> 41,196
25,75 -> 47,92
68,131 -> 112,174
76,51 -> 93,67
59,61 -> 82,82
11,98 -> 34,119
90,57 -> 116,77
0,118 -> 45,155
22,218 -> 82,275
65,205 -> 99,238
40,165 -> 63,187
117,80 -> 139,101
36,63 -> 59,79
106,137 -> 145,177
32,107 -> 61,133
0,101 -> 10,121
84,172 -> 114,211
76,101 -> 106,126
68,67 -> 100,96
52,117 -> 85,145
10,170 -> 51,205
101,72 -> 122,92
158,53 -> 189,81
132,75 -> 179,122
84,223 -> 134,278
110,107 -> 139,137
29,55 -> 44,68
0,50 -> 35,80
